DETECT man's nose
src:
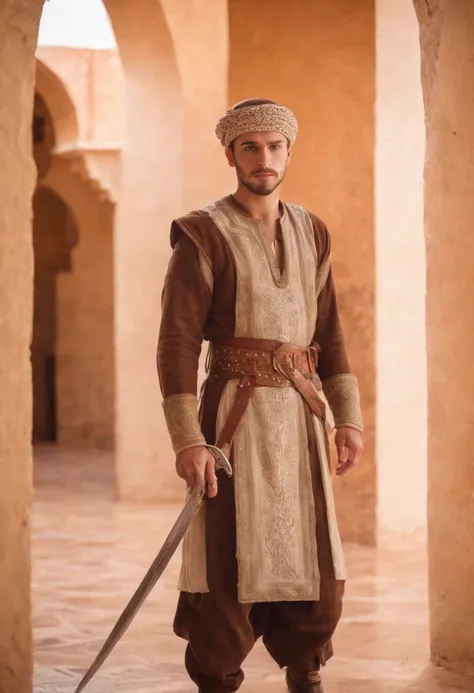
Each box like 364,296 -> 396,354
257,148 -> 272,169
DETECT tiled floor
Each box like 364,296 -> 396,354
31,445 -> 451,693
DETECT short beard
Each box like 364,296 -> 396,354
235,165 -> 285,197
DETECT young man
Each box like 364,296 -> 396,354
157,98 -> 364,693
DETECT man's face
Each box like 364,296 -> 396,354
226,131 -> 291,197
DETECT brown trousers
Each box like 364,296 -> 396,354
173,386 -> 344,693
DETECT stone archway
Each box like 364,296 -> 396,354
2,1 -> 474,693
32,184 -> 78,444
33,57 -> 116,451
34,0 -> 229,500
34,58 -> 79,152
42,156 -> 115,450
100,0 -> 232,501
0,4 -> 45,692
31,88 -> 78,448
101,0 -> 185,500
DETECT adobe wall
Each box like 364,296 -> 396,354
414,0 -> 474,676
0,3 -> 45,691
228,0 -> 376,543
43,159 -> 115,450
376,0 -> 427,544
105,0 -> 229,500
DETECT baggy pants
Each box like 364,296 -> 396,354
173,408 -> 344,693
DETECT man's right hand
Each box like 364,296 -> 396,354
176,446 -> 218,498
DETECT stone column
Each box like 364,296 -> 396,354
414,0 -> 474,682
228,0 -> 377,543
105,0 -> 230,500
161,0 -> 231,388
161,0 -> 231,210
0,2 -> 44,691
105,0 -> 184,500
375,0 -> 426,545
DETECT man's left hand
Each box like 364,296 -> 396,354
334,427 -> 364,476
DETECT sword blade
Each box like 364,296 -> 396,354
73,490 -> 203,693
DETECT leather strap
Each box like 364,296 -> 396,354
272,348 -> 325,419
207,341 -> 319,381
215,376 -> 255,455
210,338 -> 326,456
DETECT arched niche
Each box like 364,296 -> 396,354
35,58 -> 79,152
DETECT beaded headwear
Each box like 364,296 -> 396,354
215,102 -> 298,147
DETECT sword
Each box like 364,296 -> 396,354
72,444 -> 232,693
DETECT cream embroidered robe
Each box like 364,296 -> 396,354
158,197 -> 363,604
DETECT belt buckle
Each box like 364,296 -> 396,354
272,349 -> 295,378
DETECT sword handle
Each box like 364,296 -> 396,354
206,444 -> 232,477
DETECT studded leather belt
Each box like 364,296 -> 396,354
206,337 -> 326,457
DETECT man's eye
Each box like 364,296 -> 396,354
244,146 -> 257,152
270,145 -> 282,151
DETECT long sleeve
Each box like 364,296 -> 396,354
157,231 -> 213,454
313,223 -> 364,432
315,265 -> 350,381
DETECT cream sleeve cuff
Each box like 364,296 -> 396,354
322,373 -> 364,432
162,393 -> 206,455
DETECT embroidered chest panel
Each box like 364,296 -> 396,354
206,199 -> 318,344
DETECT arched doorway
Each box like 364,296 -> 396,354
32,184 -> 78,443
1,2 -> 474,693
33,54 -> 117,451
37,0 -> 230,496
31,91 -> 75,444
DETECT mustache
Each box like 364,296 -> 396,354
251,168 -> 277,176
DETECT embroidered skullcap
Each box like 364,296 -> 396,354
215,98 -> 298,147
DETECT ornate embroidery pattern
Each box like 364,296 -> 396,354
179,198 -> 347,599
208,199 -> 323,602
215,103 -> 298,147
162,393 -> 205,455
322,374 -> 364,431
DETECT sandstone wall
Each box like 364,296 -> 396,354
32,186 -> 75,442
36,46 -> 123,148
43,159 -> 115,450
414,0 -> 474,676
376,0 -> 426,544
104,0 -> 229,500
0,3 -> 45,691
228,0 -> 376,543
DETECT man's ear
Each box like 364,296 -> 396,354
287,145 -> 293,164
225,146 -> 236,168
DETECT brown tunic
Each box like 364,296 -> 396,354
157,198 -> 351,400
156,196 -> 359,691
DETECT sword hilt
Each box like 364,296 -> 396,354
206,444 -> 233,477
